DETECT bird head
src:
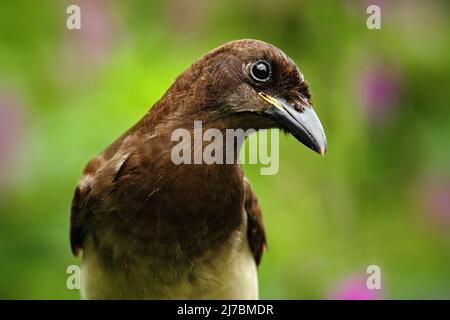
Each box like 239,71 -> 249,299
164,39 -> 327,155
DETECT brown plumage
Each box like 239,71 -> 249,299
70,39 -> 326,299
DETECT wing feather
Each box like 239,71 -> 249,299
243,178 -> 267,265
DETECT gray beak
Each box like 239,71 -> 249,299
259,92 -> 327,155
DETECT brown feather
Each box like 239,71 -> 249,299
244,178 -> 267,265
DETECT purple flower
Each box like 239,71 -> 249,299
328,275 -> 383,300
78,0 -> 113,62
0,93 -> 25,191
356,62 -> 402,125
61,0 -> 118,72
422,177 -> 450,229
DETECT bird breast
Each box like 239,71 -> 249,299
80,223 -> 258,299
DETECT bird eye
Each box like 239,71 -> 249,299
250,60 -> 271,82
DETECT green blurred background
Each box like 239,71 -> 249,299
0,0 -> 449,299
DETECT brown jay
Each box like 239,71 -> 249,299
70,39 -> 326,299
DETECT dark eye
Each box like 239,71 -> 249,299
250,60 -> 271,82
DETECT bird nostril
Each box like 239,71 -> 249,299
294,104 -> 304,112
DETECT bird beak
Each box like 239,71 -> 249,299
259,92 -> 327,155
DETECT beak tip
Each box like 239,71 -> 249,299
314,144 -> 326,156
312,136 -> 327,156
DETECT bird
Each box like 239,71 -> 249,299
70,39 -> 327,299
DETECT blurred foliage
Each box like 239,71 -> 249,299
0,0 -> 449,299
